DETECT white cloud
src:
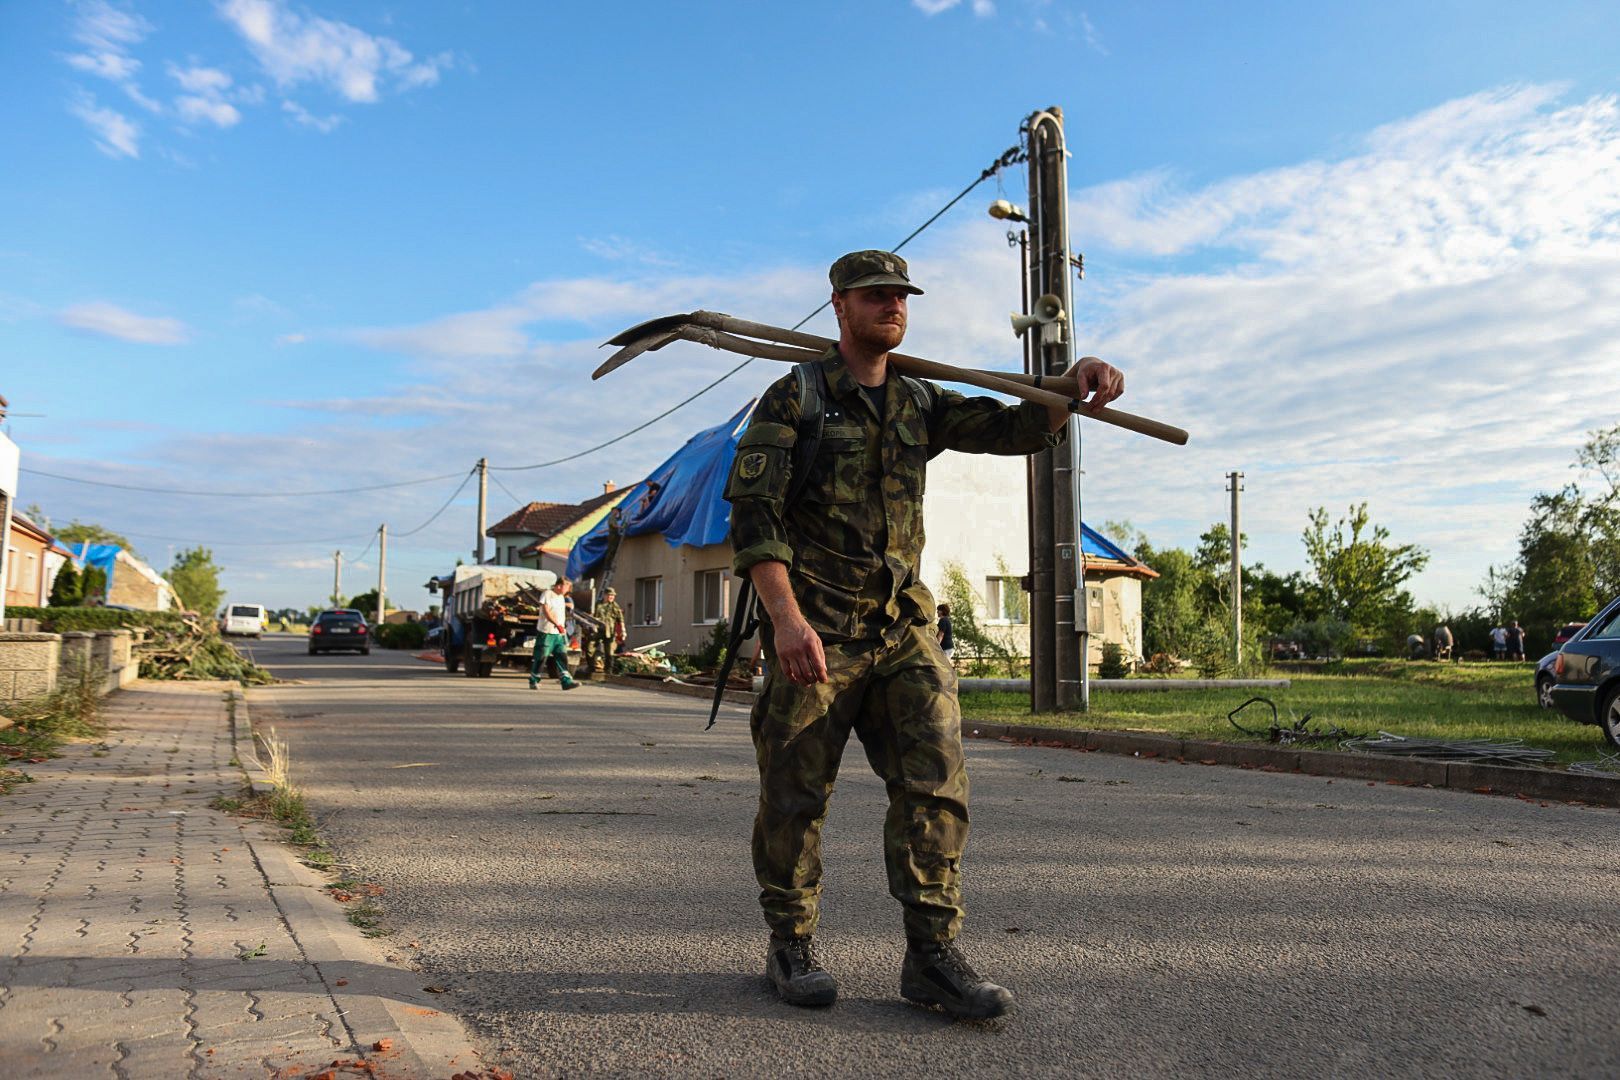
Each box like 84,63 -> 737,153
281,99 -> 342,133
58,301 -> 191,344
68,94 -> 141,158
217,0 -> 449,104
1079,12 -> 1107,54
1045,83 -> 1620,606
176,94 -> 241,127
168,64 -> 245,127
65,0 -> 160,113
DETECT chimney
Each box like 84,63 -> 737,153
603,481 -> 616,495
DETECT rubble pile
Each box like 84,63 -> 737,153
138,616 -> 273,685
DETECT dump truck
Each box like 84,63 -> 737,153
429,565 -> 558,678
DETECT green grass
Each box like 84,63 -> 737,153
1,676 -> 104,793
960,659 -> 1612,766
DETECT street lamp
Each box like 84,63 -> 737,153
988,199 -> 1029,223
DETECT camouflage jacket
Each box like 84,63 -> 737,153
594,599 -> 625,637
725,348 -> 1062,645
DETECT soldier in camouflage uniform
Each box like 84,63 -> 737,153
725,250 -> 1124,1017
590,587 -> 626,672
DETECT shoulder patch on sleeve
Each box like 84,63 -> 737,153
737,422 -> 796,450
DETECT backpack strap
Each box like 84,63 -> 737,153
710,361 -> 826,730
785,360 -> 827,507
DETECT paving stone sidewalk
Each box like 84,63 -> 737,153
0,682 -> 488,1079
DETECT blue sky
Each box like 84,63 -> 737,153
4,1 -> 1620,613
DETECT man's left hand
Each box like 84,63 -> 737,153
1070,355 -> 1124,410
1047,355 -> 1124,430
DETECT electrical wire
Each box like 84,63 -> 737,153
18,465 -> 469,498
25,149 -> 1026,505
394,467 -> 479,538
489,145 -> 1024,474
489,473 -> 525,507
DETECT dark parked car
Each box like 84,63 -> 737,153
1548,596 -> 1620,748
1534,651 -> 1559,709
308,609 -> 370,655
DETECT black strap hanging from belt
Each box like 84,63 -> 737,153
707,578 -> 760,729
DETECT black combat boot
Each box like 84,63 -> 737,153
765,935 -> 837,1007
900,939 -> 1015,1019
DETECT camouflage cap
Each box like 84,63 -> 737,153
828,250 -> 924,295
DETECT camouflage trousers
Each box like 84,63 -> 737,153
751,622 -> 967,942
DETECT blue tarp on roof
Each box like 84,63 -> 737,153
565,402 -> 756,581
61,542 -> 122,588
1080,524 -> 1137,564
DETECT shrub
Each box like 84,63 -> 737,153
1098,641 -> 1129,679
6,606 -> 190,634
374,622 -> 427,650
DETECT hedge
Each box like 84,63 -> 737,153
5,606 -> 191,633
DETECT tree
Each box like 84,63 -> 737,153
164,547 -> 225,616
52,520 -> 139,558
80,565 -> 108,604
49,561 -> 83,606
1302,503 -> 1428,641
346,589 -> 379,619
938,561 -> 1019,677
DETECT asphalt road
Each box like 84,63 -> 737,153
241,633 -> 1620,1078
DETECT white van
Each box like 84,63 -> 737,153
221,603 -> 267,638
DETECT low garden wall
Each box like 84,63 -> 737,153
0,628 -> 142,704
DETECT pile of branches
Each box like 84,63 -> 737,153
138,616 -> 273,685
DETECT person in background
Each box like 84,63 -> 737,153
530,578 -> 579,691
1490,624 -> 1508,661
1507,620 -> 1526,662
936,603 -> 954,664
591,586 -> 627,671
1433,624 -> 1454,661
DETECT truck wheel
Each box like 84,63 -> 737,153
445,649 -> 460,673
463,644 -> 480,677
478,662 -> 495,678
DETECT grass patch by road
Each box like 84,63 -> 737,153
960,659 -> 1611,765
1,676 -> 104,794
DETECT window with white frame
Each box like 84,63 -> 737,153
694,569 -> 726,624
635,576 -> 663,626
984,576 -> 1027,624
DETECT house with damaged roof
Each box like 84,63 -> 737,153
485,485 -> 630,578
564,402 -> 1156,664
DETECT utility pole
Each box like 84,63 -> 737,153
332,550 -> 342,607
1228,471 -> 1244,671
1024,106 -> 1087,711
475,458 -> 488,564
376,524 -> 388,626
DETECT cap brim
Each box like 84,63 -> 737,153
839,273 -> 924,295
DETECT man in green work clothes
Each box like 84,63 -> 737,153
725,250 -> 1124,1018
529,577 -> 579,691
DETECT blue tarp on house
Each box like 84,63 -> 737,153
61,542 -> 122,589
565,402 -> 756,581
565,399 -> 1147,580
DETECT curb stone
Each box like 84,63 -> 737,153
232,689 -> 490,1078
961,720 -> 1620,808
608,676 -> 1620,809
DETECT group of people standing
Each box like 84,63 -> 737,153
1490,621 -> 1528,661
527,577 -> 628,691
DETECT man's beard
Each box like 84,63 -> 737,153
852,319 -> 905,352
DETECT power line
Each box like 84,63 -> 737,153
24,150 -> 1023,501
489,147 -> 1022,474
18,465 -> 469,499
489,473 -> 525,507
395,467 -> 478,538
